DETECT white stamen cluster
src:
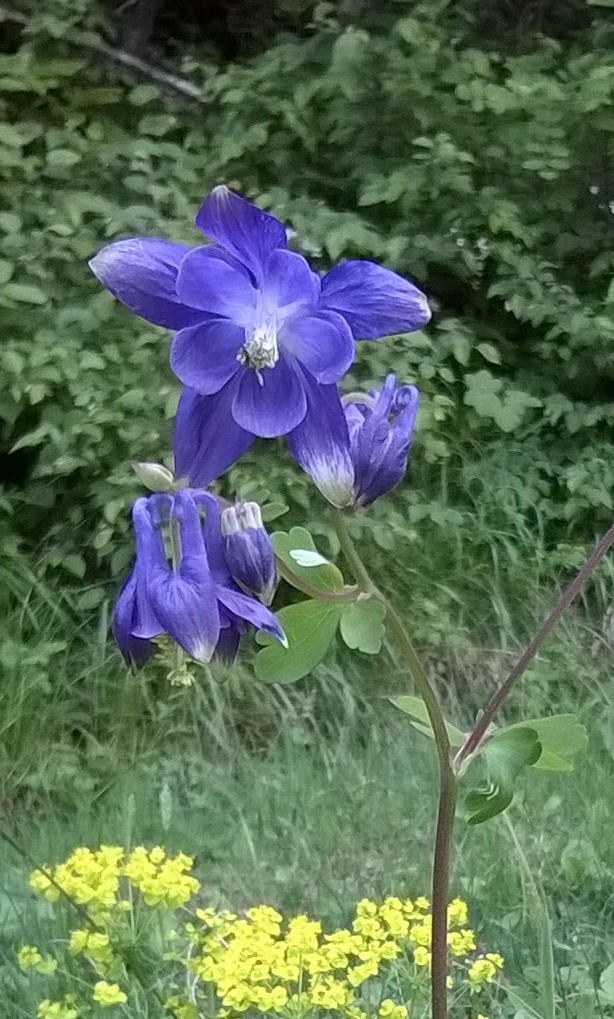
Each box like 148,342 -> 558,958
237,321 -> 279,384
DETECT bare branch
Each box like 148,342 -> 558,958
0,4 -> 205,103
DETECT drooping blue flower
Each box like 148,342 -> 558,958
290,375 -> 420,508
113,489 -> 284,669
90,186 -> 430,484
221,501 -> 277,605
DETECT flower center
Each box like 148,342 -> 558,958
237,320 -> 279,385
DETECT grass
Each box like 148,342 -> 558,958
1,523 -> 614,1016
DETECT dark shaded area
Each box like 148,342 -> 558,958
107,0 -> 606,58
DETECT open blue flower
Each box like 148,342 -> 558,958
90,186 -> 430,483
113,489 -> 284,668
290,375 -> 420,508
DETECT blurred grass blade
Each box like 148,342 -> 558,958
539,885 -> 556,1019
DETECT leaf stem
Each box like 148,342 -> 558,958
456,518 -> 614,768
330,507 -> 455,1019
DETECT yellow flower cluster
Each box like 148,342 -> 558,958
23,845 -> 504,1019
182,894 -> 500,1017
29,844 -> 200,917
37,999 -> 79,1019
467,953 -> 505,991
92,981 -> 128,1006
17,945 -> 58,975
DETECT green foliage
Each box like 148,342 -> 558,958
2,0 -> 614,601
255,599 -> 343,684
272,528 -> 346,593
389,695 -> 465,748
505,714 -> 588,771
465,728 -> 542,824
339,598 -> 386,655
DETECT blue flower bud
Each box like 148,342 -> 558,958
345,375 -> 419,506
221,501 -> 277,605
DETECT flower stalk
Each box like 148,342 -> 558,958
330,508 -> 454,1019
331,509 -> 614,1019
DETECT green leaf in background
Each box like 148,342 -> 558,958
599,963 -> 614,1005
466,727 -> 541,825
272,528 -> 345,594
339,599 -> 386,654
1,283 -> 48,305
260,501 -> 289,523
389,695 -> 465,748
254,600 -> 343,684
506,714 -> 587,772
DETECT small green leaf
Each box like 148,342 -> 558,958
63,554 -> 86,579
46,148 -> 80,167
476,341 -> 501,364
340,599 -> 386,654
254,600 -> 342,684
600,963 -> 614,1005
0,259 -> 14,285
466,727 -> 541,825
390,695 -> 465,748
272,528 -> 345,593
260,501 -> 289,523
1,283 -> 48,305
505,714 -> 587,771
138,114 -> 177,136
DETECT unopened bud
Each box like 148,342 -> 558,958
133,462 -> 175,493
221,502 -> 277,604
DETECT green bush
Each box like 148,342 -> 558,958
2,0 -> 614,599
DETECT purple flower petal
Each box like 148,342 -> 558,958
282,309 -> 354,384
195,185 -> 287,279
288,373 -> 355,508
175,246 -> 256,322
351,413 -> 393,501
216,584 -> 285,643
320,260 -> 431,340
170,320 -> 244,395
112,570 -> 156,668
192,490 -> 230,581
134,494 -> 220,662
263,249 -> 320,312
232,359 -> 307,437
214,623 -> 242,665
173,384 -> 254,487
89,239 -> 205,330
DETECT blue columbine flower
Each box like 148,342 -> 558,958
90,186 -> 430,487
221,501 -> 277,605
291,375 -> 420,508
113,489 -> 284,669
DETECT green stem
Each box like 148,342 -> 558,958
330,507 -> 455,1019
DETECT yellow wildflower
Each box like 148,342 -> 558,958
378,999 -> 408,1019
413,946 -> 431,968
92,981 -> 128,1006
310,977 -> 351,1008
447,898 -> 469,928
467,953 -> 504,990
448,928 -> 477,956
37,1001 -> 78,1019
17,945 -> 43,969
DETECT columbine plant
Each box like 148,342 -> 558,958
24,186 -> 613,1019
